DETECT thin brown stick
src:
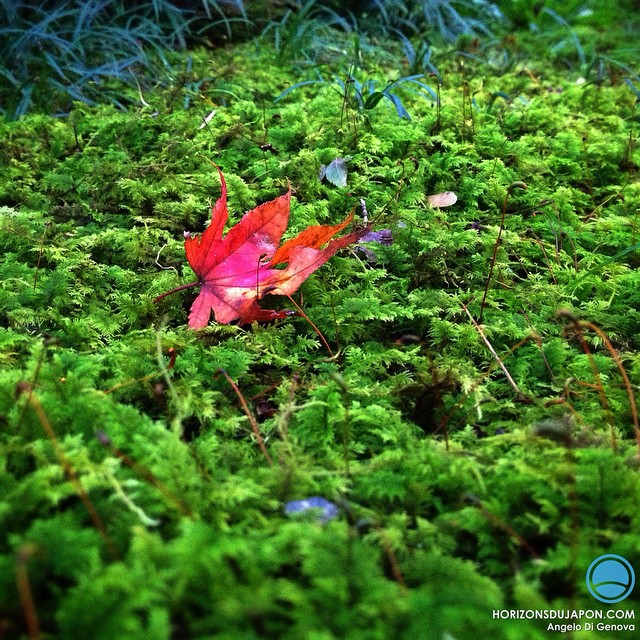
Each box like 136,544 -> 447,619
437,334 -> 537,437
557,310 -> 617,452
582,321 -> 640,454
16,545 -> 41,640
33,222 -> 49,290
16,385 -> 119,558
544,397 -> 584,425
520,310 -> 557,383
15,344 -> 47,432
375,527 -> 406,590
96,431 -> 194,518
467,495 -> 540,560
218,369 -> 272,465
528,231 -> 557,283
462,303 -> 524,398
480,181 -> 527,321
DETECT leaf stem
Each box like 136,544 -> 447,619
278,290 -> 334,357
152,281 -> 199,304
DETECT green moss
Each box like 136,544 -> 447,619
1,25 -> 640,640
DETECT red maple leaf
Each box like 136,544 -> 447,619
154,169 -> 369,328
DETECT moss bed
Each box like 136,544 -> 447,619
1,11 -> 640,639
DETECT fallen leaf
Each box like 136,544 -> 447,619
156,168 -> 368,328
319,157 -> 349,187
427,191 -> 458,208
358,229 -> 393,245
356,229 -> 393,262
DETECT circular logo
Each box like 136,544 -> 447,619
586,554 -> 635,603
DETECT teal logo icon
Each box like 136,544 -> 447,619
586,554 -> 635,603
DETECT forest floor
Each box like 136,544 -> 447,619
1,11 -> 640,640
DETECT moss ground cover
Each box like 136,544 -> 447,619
1,6 -> 640,639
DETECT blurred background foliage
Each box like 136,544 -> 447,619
1,0 -> 638,118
